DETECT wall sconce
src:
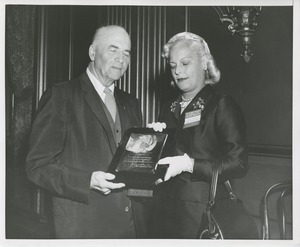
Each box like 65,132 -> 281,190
213,6 -> 262,62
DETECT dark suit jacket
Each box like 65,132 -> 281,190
151,85 -> 248,238
26,73 -> 142,238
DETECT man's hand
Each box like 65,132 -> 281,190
146,122 -> 167,132
157,153 -> 194,181
90,171 -> 125,195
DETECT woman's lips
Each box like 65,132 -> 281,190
177,78 -> 187,83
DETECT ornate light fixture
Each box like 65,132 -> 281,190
213,6 -> 262,62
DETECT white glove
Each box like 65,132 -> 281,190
90,171 -> 125,195
146,122 -> 167,132
157,153 -> 194,181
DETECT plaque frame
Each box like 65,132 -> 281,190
108,127 -> 172,189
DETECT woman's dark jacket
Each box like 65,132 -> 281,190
151,84 -> 248,238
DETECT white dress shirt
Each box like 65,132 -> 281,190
86,67 -> 115,101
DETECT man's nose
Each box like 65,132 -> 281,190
115,52 -> 124,63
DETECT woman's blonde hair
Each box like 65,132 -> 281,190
162,32 -> 221,85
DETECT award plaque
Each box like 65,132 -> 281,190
108,128 -> 172,190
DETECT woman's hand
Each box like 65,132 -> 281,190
157,153 -> 194,181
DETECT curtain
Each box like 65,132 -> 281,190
6,5 -> 36,210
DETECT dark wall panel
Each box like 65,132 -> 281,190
190,6 -> 292,150
72,6 -> 109,78
44,6 -> 72,87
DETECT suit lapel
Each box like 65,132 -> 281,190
79,73 -> 117,154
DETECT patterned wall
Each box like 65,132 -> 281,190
6,5 -> 36,211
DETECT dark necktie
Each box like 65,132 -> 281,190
104,87 -> 116,122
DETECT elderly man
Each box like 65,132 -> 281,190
26,25 -> 143,238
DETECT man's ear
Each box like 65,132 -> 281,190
89,45 -> 95,61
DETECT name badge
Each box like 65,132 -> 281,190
183,109 -> 201,129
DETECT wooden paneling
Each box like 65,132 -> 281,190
107,6 -> 169,124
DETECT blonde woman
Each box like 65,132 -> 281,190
149,32 -> 248,238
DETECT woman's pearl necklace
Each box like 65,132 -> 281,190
181,95 -> 194,102
180,95 -> 194,113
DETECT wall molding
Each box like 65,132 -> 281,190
249,144 -> 292,159
248,154 -> 292,168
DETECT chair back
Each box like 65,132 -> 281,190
262,181 -> 292,239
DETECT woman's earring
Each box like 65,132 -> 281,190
202,63 -> 207,71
